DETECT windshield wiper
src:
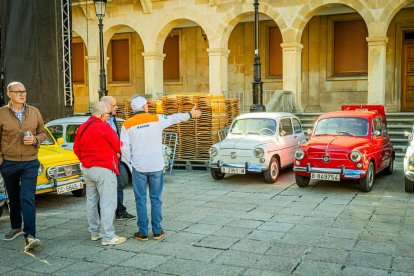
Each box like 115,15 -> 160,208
337,131 -> 355,136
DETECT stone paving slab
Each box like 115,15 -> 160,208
0,163 -> 413,275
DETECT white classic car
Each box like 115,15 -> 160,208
209,112 -> 307,183
45,116 -> 174,186
404,128 -> 414,192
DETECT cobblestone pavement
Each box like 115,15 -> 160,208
0,162 -> 413,275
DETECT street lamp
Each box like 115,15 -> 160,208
250,0 -> 266,112
94,0 -> 107,98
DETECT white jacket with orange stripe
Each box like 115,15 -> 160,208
120,112 -> 191,172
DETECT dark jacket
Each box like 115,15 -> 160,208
73,116 -> 121,174
0,102 -> 46,164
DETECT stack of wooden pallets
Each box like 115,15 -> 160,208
117,94 -> 239,161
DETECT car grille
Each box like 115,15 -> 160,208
46,163 -> 82,179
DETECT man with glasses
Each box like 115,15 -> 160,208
100,96 -> 135,221
0,81 -> 46,250
74,101 -> 126,246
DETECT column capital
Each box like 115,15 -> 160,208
142,52 -> 165,60
281,42 -> 304,52
366,36 -> 388,46
207,48 -> 230,57
85,56 -> 99,63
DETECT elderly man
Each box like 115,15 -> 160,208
121,96 -> 201,241
0,81 -> 46,250
74,101 -> 126,246
100,96 -> 135,221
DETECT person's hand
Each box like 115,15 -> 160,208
190,105 -> 201,119
23,134 -> 37,145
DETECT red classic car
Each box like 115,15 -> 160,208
293,105 -> 394,192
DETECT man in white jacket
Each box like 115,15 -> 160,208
120,96 -> 201,241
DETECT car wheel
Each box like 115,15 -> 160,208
264,157 -> 280,183
71,187 -> 86,197
360,161 -> 374,192
384,156 -> 394,175
211,169 -> 225,180
405,177 -> 414,193
295,174 -> 310,187
119,163 -> 130,187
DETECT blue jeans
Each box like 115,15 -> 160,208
0,160 -> 39,238
132,169 -> 163,237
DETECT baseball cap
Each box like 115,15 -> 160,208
131,96 -> 151,112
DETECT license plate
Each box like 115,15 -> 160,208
221,167 -> 246,174
311,172 -> 340,181
57,181 -> 83,194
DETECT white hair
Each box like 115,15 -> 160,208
92,101 -> 110,116
100,96 -> 116,104
7,81 -> 24,91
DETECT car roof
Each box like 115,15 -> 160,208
235,112 -> 298,120
46,116 -> 125,125
317,110 -> 380,121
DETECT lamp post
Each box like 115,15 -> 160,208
94,0 -> 107,98
250,0 -> 265,112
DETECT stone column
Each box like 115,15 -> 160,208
367,36 -> 388,105
85,55 -> 100,106
207,48 -> 230,95
281,42 -> 304,112
142,52 -> 165,99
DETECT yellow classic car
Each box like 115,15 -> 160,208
36,127 -> 85,196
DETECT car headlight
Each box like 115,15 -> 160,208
350,150 -> 362,162
209,147 -> 218,158
408,156 -> 414,171
47,167 -> 57,179
38,163 -> 44,175
254,148 -> 264,158
295,149 -> 305,160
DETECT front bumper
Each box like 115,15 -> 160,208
209,160 -> 266,172
294,164 -> 366,179
36,177 -> 85,192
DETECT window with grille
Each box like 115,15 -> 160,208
111,39 -> 130,82
333,20 -> 368,75
72,42 -> 85,83
268,27 -> 283,77
163,34 -> 180,81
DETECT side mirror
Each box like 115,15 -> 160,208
405,131 -> 413,141
57,137 -> 64,145
373,130 -> 381,137
307,129 -> 312,135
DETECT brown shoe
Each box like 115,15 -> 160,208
133,232 -> 149,241
153,230 -> 165,240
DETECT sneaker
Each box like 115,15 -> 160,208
24,235 -> 41,250
133,232 -> 149,241
115,213 -> 136,220
153,231 -> 165,240
91,233 -> 102,241
101,235 -> 126,246
4,228 -> 23,241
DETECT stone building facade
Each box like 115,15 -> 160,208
71,0 -> 414,113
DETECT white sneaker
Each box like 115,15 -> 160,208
101,235 -> 126,246
91,233 -> 102,241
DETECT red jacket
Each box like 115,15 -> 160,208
74,116 -> 121,174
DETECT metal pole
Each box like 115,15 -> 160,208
250,0 -> 265,112
98,17 -> 107,98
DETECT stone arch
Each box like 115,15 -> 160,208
293,0 -> 375,41
103,24 -> 143,53
150,17 -> 211,53
218,2 -> 286,49
380,0 -> 414,30
72,26 -> 89,53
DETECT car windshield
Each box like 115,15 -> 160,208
42,129 -> 56,145
314,117 -> 369,136
230,118 -> 276,135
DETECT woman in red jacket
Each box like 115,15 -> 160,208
74,101 -> 126,246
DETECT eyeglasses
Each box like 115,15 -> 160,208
10,90 -> 27,95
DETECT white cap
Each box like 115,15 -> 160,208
131,96 -> 149,112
